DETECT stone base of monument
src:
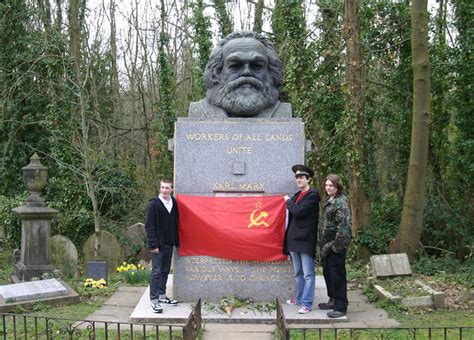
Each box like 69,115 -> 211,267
0,278 -> 79,313
130,277 -> 348,324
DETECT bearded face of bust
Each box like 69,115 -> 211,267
206,37 -> 280,117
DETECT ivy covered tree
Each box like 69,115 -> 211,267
343,0 -> 371,235
154,0 -> 177,179
391,0 -> 431,260
191,0 -> 213,97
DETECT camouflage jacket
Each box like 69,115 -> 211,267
319,194 -> 352,253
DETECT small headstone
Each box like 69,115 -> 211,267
371,253 -> 412,277
51,235 -> 78,278
124,223 -> 150,262
0,279 -> 67,302
83,231 -> 122,276
87,261 -> 107,281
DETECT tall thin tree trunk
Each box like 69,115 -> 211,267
343,0 -> 371,235
69,0 -> 102,259
390,0 -> 431,261
109,0 -> 122,151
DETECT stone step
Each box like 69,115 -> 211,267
202,324 -> 274,340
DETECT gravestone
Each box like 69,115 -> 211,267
87,261 -> 108,281
83,231 -> 122,277
0,279 -> 66,302
51,235 -> 78,278
370,253 -> 412,277
125,222 -> 150,262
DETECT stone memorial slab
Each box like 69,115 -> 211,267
174,118 -> 305,195
371,253 -> 412,277
0,279 -> 66,302
87,261 -> 108,281
83,230 -> 122,276
51,235 -> 78,278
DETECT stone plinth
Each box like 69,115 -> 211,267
173,118 -> 305,302
173,254 -> 294,302
11,205 -> 58,282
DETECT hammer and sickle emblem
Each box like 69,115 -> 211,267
248,209 -> 269,228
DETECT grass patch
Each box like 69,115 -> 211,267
0,246 -> 13,284
287,327 -> 474,340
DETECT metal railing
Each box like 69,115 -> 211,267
0,299 -> 202,339
275,299 -> 473,340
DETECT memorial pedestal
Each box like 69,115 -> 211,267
173,117 -> 306,302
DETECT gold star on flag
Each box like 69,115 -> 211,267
255,201 -> 262,209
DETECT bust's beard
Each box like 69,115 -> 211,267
207,77 -> 279,117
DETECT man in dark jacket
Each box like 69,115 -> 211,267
283,165 -> 320,314
145,178 -> 179,313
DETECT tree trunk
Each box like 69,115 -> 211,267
390,0 -> 431,261
253,0 -> 264,33
343,0 -> 371,235
109,0 -> 122,141
69,0 -> 102,259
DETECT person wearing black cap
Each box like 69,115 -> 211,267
283,164 -> 320,314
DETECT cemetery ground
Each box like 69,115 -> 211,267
0,245 -> 472,339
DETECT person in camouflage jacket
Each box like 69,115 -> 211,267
318,174 -> 352,318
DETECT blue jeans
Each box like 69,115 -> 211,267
150,245 -> 173,301
290,252 -> 315,309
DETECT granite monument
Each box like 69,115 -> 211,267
11,153 -> 58,282
173,31 -> 309,302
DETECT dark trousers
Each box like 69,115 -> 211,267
322,250 -> 348,313
150,245 -> 173,301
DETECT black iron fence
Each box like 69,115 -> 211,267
0,299 -> 201,339
276,299 -> 473,340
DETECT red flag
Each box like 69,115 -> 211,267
177,194 -> 287,261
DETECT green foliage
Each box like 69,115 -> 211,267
116,262 -> 151,285
155,7 -> 176,179
355,193 -> 402,255
412,254 -> 473,287
422,196 -> 473,259
211,0 -> 232,37
361,1 -> 412,195
0,194 -> 27,248
191,0 -> 213,97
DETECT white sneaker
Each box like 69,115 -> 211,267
159,296 -> 178,306
286,298 -> 298,306
150,300 -> 163,313
298,306 -> 312,314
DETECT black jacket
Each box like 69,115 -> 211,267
283,189 -> 320,256
145,196 -> 179,249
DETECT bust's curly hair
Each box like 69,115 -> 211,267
204,31 -> 283,90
